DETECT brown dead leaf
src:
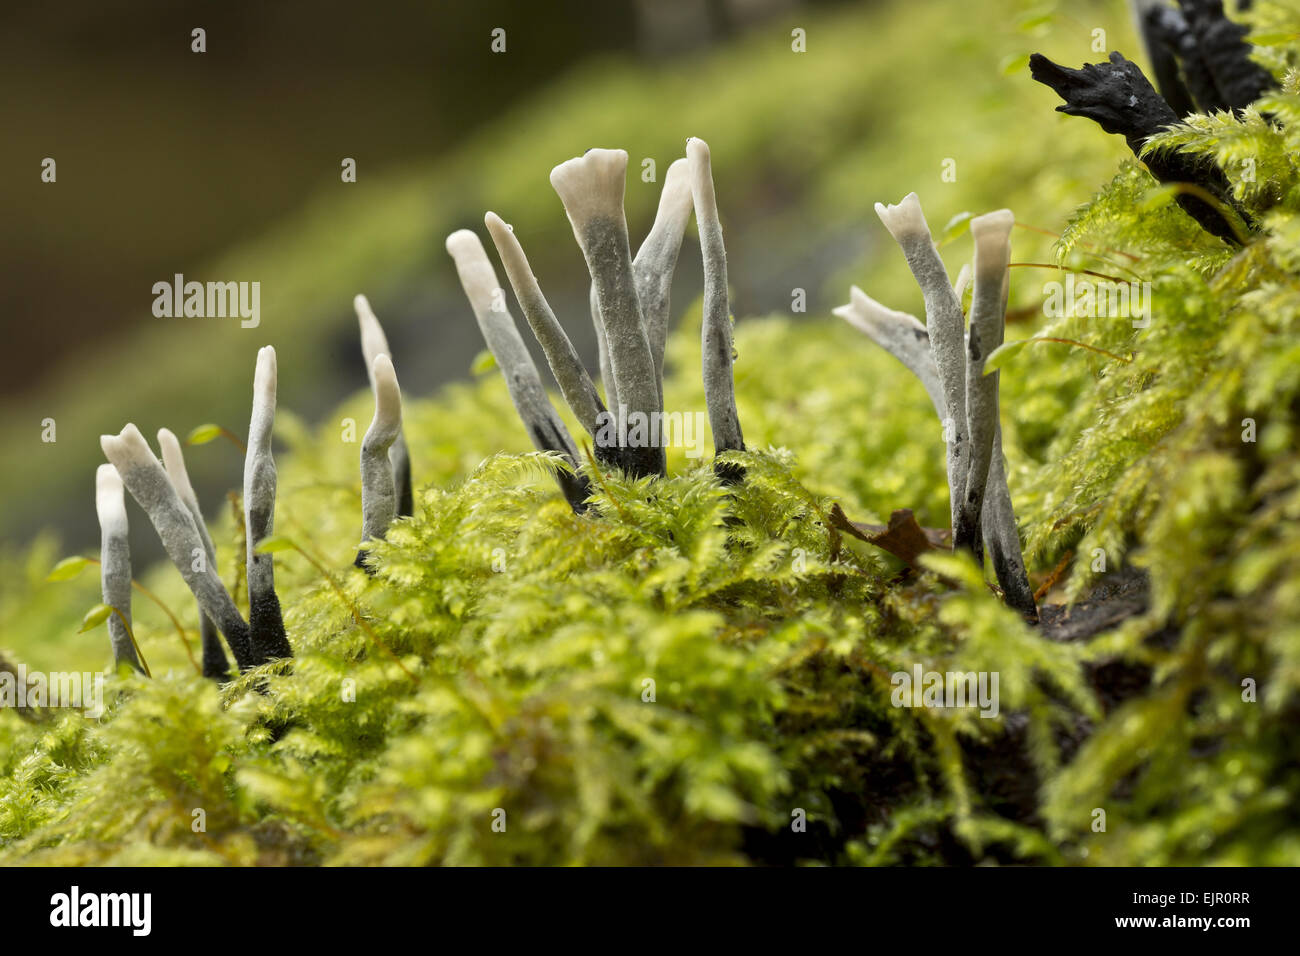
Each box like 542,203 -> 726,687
828,503 -> 950,568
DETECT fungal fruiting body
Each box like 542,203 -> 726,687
101,424 -> 256,670
834,287 -> 945,418
688,138 -> 744,460
445,228 -> 593,512
633,156 -> 694,385
960,209 -> 1015,561
356,352 -> 403,567
483,211 -> 611,460
550,148 -> 666,478
875,193 -> 969,539
453,138 -> 748,492
354,295 -> 413,518
244,346 -> 292,662
158,427 -> 231,679
838,194 -> 1037,622
94,464 -> 143,674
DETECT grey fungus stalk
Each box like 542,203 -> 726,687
483,211 -> 611,463
95,464 -> 143,674
158,428 -> 231,679
633,156 -> 694,385
101,424 -> 256,670
244,346 -> 292,663
960,209 -> 1015,560
982,441 -> 1038,622
591,283 -> 617,409
550,148 -> 665,478
834,287 -> 946,419
836,208 -> 1037,622
356,353 -> 402,569
688,138 -> 744,459
875,193 -> 968,540
445,228 -> 593,511
355,295 -> 413,518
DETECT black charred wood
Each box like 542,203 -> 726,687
1029,51 -> 1251,245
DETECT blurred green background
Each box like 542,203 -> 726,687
0,0 -> 1131,565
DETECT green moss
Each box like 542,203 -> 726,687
4,1 -> 1300,866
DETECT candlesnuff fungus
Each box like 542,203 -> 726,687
550,148 -> 666,478
445,228 -> 593,511
158,428 -> 231,679
1028,50 -> 1250,244
101,424 -> 256,670
633,156 -> 694,386
835,289 -> 946,417
355,295 -> 413,518
453,139 -> 754,492
479,145 -> 708,483
835,287 -> 1037,620
836,200 -> 1037,621
960,209 -> 1015,561
875,193 -> 969,539
483,211 -> 613,465
356,352 -> 403,568
244,346 -> 292,662
94,464 -> 144,674
688,138 -> 744,459
590,283 -> 617,408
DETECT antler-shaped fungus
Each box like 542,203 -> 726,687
838,197 -> 1038,621
244,346 -> 292,662
355,295 -> 414,518
445,229 -> 593,511
158,428 -> 231,679
101,424 -> 257,670
356,353 -> 403,567
94,464 -> 144,674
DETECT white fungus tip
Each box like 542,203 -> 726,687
100,423 -> 154,470
254,346 -> 278,407
354,294 -> 390,374
156,427 -> 198,503
549,148 -> 628,225
836,285 -> 923,335
971,209 -> 1015,273
971,208 -> 1015,242
371,353 -> 402,430
484,211 -> 529,276
95,463 -> 127,531
445,228 -> 485,260
686,139 -> 719,207
445,229 -> 502,315
639,157 -> 695,260
954,263 -> 973,301
874,193 -> 929,242
483,211 -> 514,249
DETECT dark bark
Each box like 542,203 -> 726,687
1029,51 -> 1251,244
